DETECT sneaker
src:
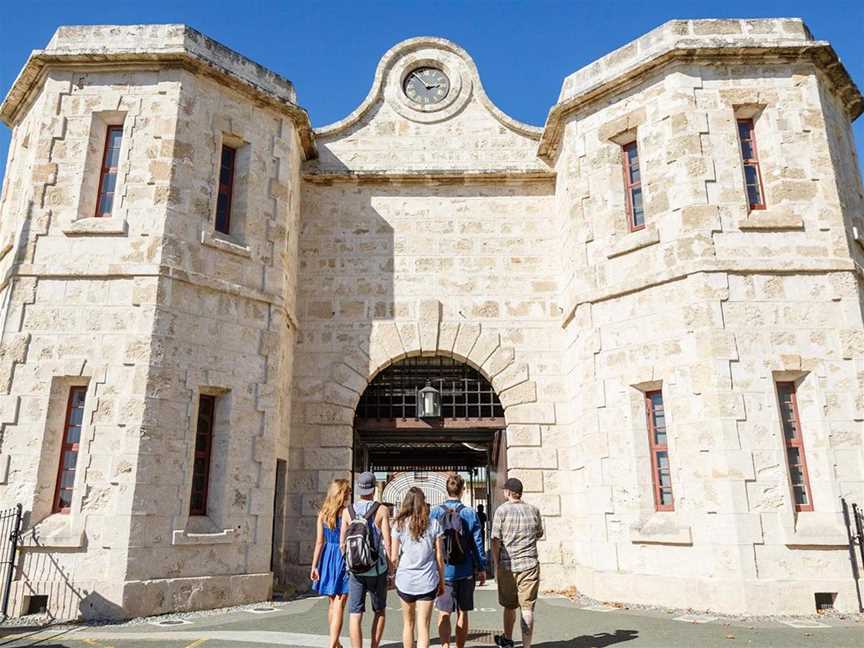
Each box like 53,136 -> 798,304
494,635 -> 515,648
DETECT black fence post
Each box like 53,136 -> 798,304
0,504 -> 23,620
841,498 -> 864,613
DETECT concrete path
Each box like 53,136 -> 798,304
0,588 -> 862,648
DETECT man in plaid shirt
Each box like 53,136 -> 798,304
491,478 -> 543,648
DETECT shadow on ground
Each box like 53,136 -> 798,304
534,629 -> 640,647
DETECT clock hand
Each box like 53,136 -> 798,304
411,71 -> 433,89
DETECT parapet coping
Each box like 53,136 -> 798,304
314,36 -> 543,141
539,19 -> 863,161
0,24 -> 317,159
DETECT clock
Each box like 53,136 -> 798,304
403,67 -> 450,105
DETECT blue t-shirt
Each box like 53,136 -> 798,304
430,500 -> 489,581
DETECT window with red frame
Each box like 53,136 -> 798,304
737,118 -> 766,210
190,395 -> 216,516
94,126 -> 123,217
622,140 -> 645,231
645,390 -> 673,511
776,382 -> 814,512
215,145 -> 237,235
52,387 -> 87,513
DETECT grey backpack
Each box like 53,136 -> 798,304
344,502 -> 381,574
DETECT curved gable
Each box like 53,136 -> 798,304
305,37 -> 551,181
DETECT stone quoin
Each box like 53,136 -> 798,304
0,18 -> 862,620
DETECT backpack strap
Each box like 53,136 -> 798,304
364,501 -> 381,521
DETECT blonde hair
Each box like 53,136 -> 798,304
320,479 -> 350,529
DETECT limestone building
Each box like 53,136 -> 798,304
0,18 -> 862,620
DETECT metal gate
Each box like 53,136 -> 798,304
0,504 -> 22,619
841,497 -> 864,613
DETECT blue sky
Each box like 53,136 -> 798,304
1,0 -> 862,183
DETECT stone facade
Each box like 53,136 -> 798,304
0,18 -> 862,619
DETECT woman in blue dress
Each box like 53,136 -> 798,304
310,478 -> 351,648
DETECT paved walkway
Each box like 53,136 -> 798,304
1,588 -> 862,648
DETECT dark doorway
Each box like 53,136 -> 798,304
353,356 -> 506,556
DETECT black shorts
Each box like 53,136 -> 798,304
435,577 -> 475,613
398,588 -> 438,603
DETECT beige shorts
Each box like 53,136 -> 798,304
497,565 -> 540,610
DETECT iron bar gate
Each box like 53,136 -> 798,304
0,504 -> 22,619
841,497 -> 864,613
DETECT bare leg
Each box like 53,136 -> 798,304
371,610 -> 386,648
350,613 -> 363,648
503,607 -> 517,640
415,600 -> 434,648
437,611 -> 452,648
330,595 -> 347,648
520,608 -> 535,648
402,601 -> 416,648
455,610 -> 469,648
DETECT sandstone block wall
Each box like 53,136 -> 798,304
551,19 -> 864,613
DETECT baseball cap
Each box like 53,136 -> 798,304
503,477 -> 523,495
357,471 -> 376,496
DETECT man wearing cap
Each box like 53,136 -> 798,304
491,478 -> 543,648
344,471 -> 391,648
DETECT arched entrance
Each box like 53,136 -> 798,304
353,356 -> 506,532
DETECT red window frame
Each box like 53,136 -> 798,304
52,386 -> 87,514
645,390 -> 674,511
94,125 -> 123,218
737,118 -> 766,211
622,140 -> 645,231
776,382 -> 814,512
215,145 -> 237,235
190,395 -> 216,516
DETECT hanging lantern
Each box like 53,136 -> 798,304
417,380 -> 441,419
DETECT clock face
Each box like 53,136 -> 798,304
403,67 -> 450,105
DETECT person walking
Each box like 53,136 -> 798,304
431,472 -> 488,648
491,478 -> 543,648
476,504 -> 488,551
310,479 -> 352,648
341,472 -> 391,648
390,487 -> 445,648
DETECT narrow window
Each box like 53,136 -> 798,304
190,395 -> 216,516
215,145 -> 237,235
776,382 -> 814,512
94,126 -> 123,217
52,387 -> 87,513
645,390 -> 673,511
737,118 -> 766,210
622,141 -> 645,231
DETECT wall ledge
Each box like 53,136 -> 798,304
606,224 -> 660,259
737,209 -> 804,231
630,513 -> 693,545
62,216 -> 128,236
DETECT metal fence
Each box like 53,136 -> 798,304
0,504 -> 22,619
841,498 -> 864,613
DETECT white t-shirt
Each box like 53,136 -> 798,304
392,517 -> 442,595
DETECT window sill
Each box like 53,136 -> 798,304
20,514 -> 86,549
63,216 -> 128,236
201,231 -> 251,258
172,527 -> 238,546
629,512 -> 693,545
607,223 -> 660,259
737,209 -> 804,231
783,511 -> 848,547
